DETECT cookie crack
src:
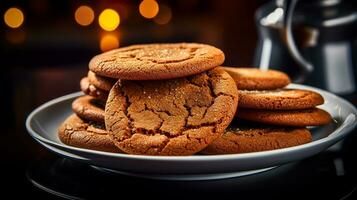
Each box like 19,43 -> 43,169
156,138 -> 170,153
182,71 -> 233,132
183,71 -> 217,124
133,128 -> 174,139
207,71 -> 239,99
113,70 -> 236,148
157,124 -> 215,154
115,85 -> 135,140
186,76 -> 209,88
185,118 -> 224,133
143,103 -> 165,130
124,82 -> 185,139
182,101 -> 191,128
206,72 -> 217,98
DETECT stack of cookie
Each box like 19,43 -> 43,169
225,67 -> 331,127
58,43 -> 332,156
59,43 -> 240,155
79,71 -> 116,102
58,71 -> 119,152
201,67 -> 332,154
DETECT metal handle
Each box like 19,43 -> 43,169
284,0 -> 314,83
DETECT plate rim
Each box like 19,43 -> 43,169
26,84 -> 357,161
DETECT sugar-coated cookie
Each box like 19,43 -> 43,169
239,89 -> 324,110
105,67 -> 238,156
201,127 -> 312,154
58,114 -> 121,153
223,67 -> 290,90
80,77 -> 108,101
89,43 -> 225,80
72,95 -> 105,123
87,71 -> 116,91
237,108 -> 332,126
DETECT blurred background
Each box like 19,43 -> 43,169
2,0 -> 263,67
1,0 -> 267,180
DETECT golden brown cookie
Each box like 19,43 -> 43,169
58,114 -> 121,153
239,89 -> 324,110
237,108 -> 332,126
201,127 -> 312,154
89,43 -> 225,80
105,67 -> 238,156
87,71 -> 116,91
223,67 -> 291,90
80,77 -> 108,101
72,95 -> 105,123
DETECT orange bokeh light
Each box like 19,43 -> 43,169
75,5 -> 94,26
139,0 -> 159,19
98,9 -> 120,31
100,33 -> 120,52
4,7 -> 24,28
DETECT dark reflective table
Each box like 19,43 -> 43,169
24,141 -> 357,199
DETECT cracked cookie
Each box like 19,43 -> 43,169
87,71 -> 116,91
105,67 -> 239,156
237,108 -> 332,126
58,114 -> 121,153
89,43 -> 225,80
239,89 -> 324,110
80,77 -> 108,101
223,67 -> 291,90
201,127 -> 312,154
72,95 -> 105,123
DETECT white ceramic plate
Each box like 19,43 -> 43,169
26,84 -> 357,180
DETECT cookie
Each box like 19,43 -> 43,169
239,89 -> 324,110
201,127 -> 312,154
58,114 -> 121,153
223,67 -> 291,90
72,95 -> 105,123
105,67 -> 238,156
80,77 -> 108,101
89,43 -> 225,80
237,108 -> 332,126
87,71 -> 116,91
